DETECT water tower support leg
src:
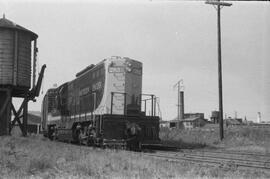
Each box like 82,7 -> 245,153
0,88 -> 11,136
10,103 -> 23,132
22,99 -> 28,136
10,98 -> 28,136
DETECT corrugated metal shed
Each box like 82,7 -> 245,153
225,118 -> 242,125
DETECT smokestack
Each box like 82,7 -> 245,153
234,111 -> 237,119
257,112 -> 261,123
179,91 -> 184,120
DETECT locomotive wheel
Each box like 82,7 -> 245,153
78,129 -> 88,145
137,141 -> 142,152
87,137 -> 95,146
52,129 -> 57,141
78,130 -> 83,145
48,126 -> 56,140
132,140 -> 142,152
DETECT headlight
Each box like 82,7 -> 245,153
126,67 -> 132,72
126,62 -> 132,67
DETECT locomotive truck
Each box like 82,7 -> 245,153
41,56 -> 160,150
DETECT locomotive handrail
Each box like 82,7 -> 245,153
140,94 -> 156,116
155,97 -> 162,120
141,98 -> 153,101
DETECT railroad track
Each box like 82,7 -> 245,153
145,150 -> 270,171
188,149 -> 270,158
47,138 -> 270,170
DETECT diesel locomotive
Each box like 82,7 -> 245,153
41,56 -> 160,150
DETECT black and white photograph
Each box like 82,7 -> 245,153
0,0 -> 269,178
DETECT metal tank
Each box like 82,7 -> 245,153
0,15 -> 38,96
211,111 -> 219,123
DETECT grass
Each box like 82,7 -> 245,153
160,124 -> 270,153
0,135 -> 270,178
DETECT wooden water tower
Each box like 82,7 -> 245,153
0,15 -> 46,136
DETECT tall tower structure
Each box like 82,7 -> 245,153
0,15 -> 45,136
173,79 -> 184,121
257,112 -> 261,123
179,90 -> 184,120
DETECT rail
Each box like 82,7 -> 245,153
145,150 -> 270,171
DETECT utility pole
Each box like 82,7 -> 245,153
205,0 -> 232,140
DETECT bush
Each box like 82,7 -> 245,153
160,125 -> 270,150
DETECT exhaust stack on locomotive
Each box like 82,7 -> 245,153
41,56 -> 160,150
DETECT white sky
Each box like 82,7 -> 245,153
2,0 -> 269,122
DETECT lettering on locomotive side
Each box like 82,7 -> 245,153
92,81 -> 102,91
79,87 -> 90,96
108,66 -> 125,73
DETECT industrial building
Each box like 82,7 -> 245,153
224,117 -> 243,126
169,113 -> 207,129
181,117 -> 208,129
168,84 -> 208,129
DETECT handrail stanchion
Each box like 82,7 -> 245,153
144,100 -> 147,113
154,96 -> 156,116
111,92 -> 114,115
124,93 -> 127,115
151,95 -> 154,116
141,93 -> 158,117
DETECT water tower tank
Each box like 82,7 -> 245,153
0,15 -> 38,96
211,111 -> 219,118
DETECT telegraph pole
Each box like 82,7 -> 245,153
205,0 -> 232,140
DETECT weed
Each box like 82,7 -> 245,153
160,125 -> 270,152
28,155 -> 53,174
0,135 -> 270,178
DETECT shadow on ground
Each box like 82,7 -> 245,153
161,140 -> 217,150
